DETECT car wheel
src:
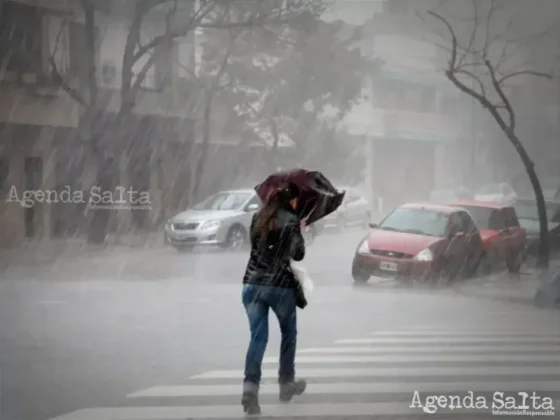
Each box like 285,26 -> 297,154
506,249 -> 522,273
225,225 -> 247,251
352,261 -> 370,284
436,260 -> 459,286
174,245 -> 195,253
480,251 -> 494,275
463,252 -> 482,279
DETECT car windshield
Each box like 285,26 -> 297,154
378,207 -> 448,237
192,192 -> 252,211
476,184 -> 501,195
515,201 -> 560,223
457,205 -> 497,230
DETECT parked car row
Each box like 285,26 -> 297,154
164,185 -> 369,252
351,199 -> 527,285
429,182 -> 519,204
513,197 -> 560,257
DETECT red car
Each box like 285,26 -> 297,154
351,203 -> 484,284
448,200 -> 526,273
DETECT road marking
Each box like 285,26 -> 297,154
261,354 -> 560,364
49,325 -> 560,420
298,345 -> 560,354
336,337 -> 560,344
45,401 -> 487,420
127,380 -> 560,398
190,365 -> 559,380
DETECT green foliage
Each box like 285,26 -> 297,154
196,10 -> 374,150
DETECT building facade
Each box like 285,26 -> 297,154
0,0 -> 268,248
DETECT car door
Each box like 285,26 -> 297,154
458,211 -> 482,256
502,206 -> 524,254
445,212 -> 469,262
488,209 -> 508,261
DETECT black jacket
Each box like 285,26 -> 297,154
242,204 -> 305,288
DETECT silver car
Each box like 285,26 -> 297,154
165,189 -> 261,252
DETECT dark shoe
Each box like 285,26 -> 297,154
279,379 -> 307,402
241,391 -> 261,415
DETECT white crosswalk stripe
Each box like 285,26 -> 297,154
49,326 -> 560,419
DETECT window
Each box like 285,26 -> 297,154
192,191 -> 253,211
245,194 -> 261,209
378,207 -> 448,237
448,213 -> 463,235
457,211 -> 477,234
488,210 -> 505,231
502,208 -> 520,228
0,1 -> 43,73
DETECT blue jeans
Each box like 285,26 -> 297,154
242,283 -> 297,390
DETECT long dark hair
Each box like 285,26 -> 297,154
255,181 -> 301,240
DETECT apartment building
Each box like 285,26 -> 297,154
330,0 -> 462,211
335,0 -> 560,211
0,0 -> 267,247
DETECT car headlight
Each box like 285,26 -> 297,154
357,239 -> 369,254
414,248 -> 433,261
165,222 -> 174,231
201,220 -> 221,229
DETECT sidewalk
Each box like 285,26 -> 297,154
0,233 -> 165,267
455,265 -> 560,308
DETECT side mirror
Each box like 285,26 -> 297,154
368,223 -> 378,229
246,203 -> 260,212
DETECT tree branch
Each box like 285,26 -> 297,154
498,70 -> 553,84
49,57 -> 89,108
131,0 -> 216,64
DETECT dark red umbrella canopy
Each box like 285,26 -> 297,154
255,169 -> 345,225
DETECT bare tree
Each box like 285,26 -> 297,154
47,0 -> 326,243
426,0 -> 554,268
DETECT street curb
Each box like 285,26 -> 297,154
453,286 -> 536,306
0,243 -> 167,268
454,279 -> 560,310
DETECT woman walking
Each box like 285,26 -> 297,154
241,181 -> 307,415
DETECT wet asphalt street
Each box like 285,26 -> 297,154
1,228 -> 559,420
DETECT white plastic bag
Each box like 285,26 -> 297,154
290,259 -> 314,294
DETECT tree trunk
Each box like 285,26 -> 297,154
81,0 -> 111,245
191,90 -> 213,202
508,132 -> 549,268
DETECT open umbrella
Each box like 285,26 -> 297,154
255,169 -> 345,225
